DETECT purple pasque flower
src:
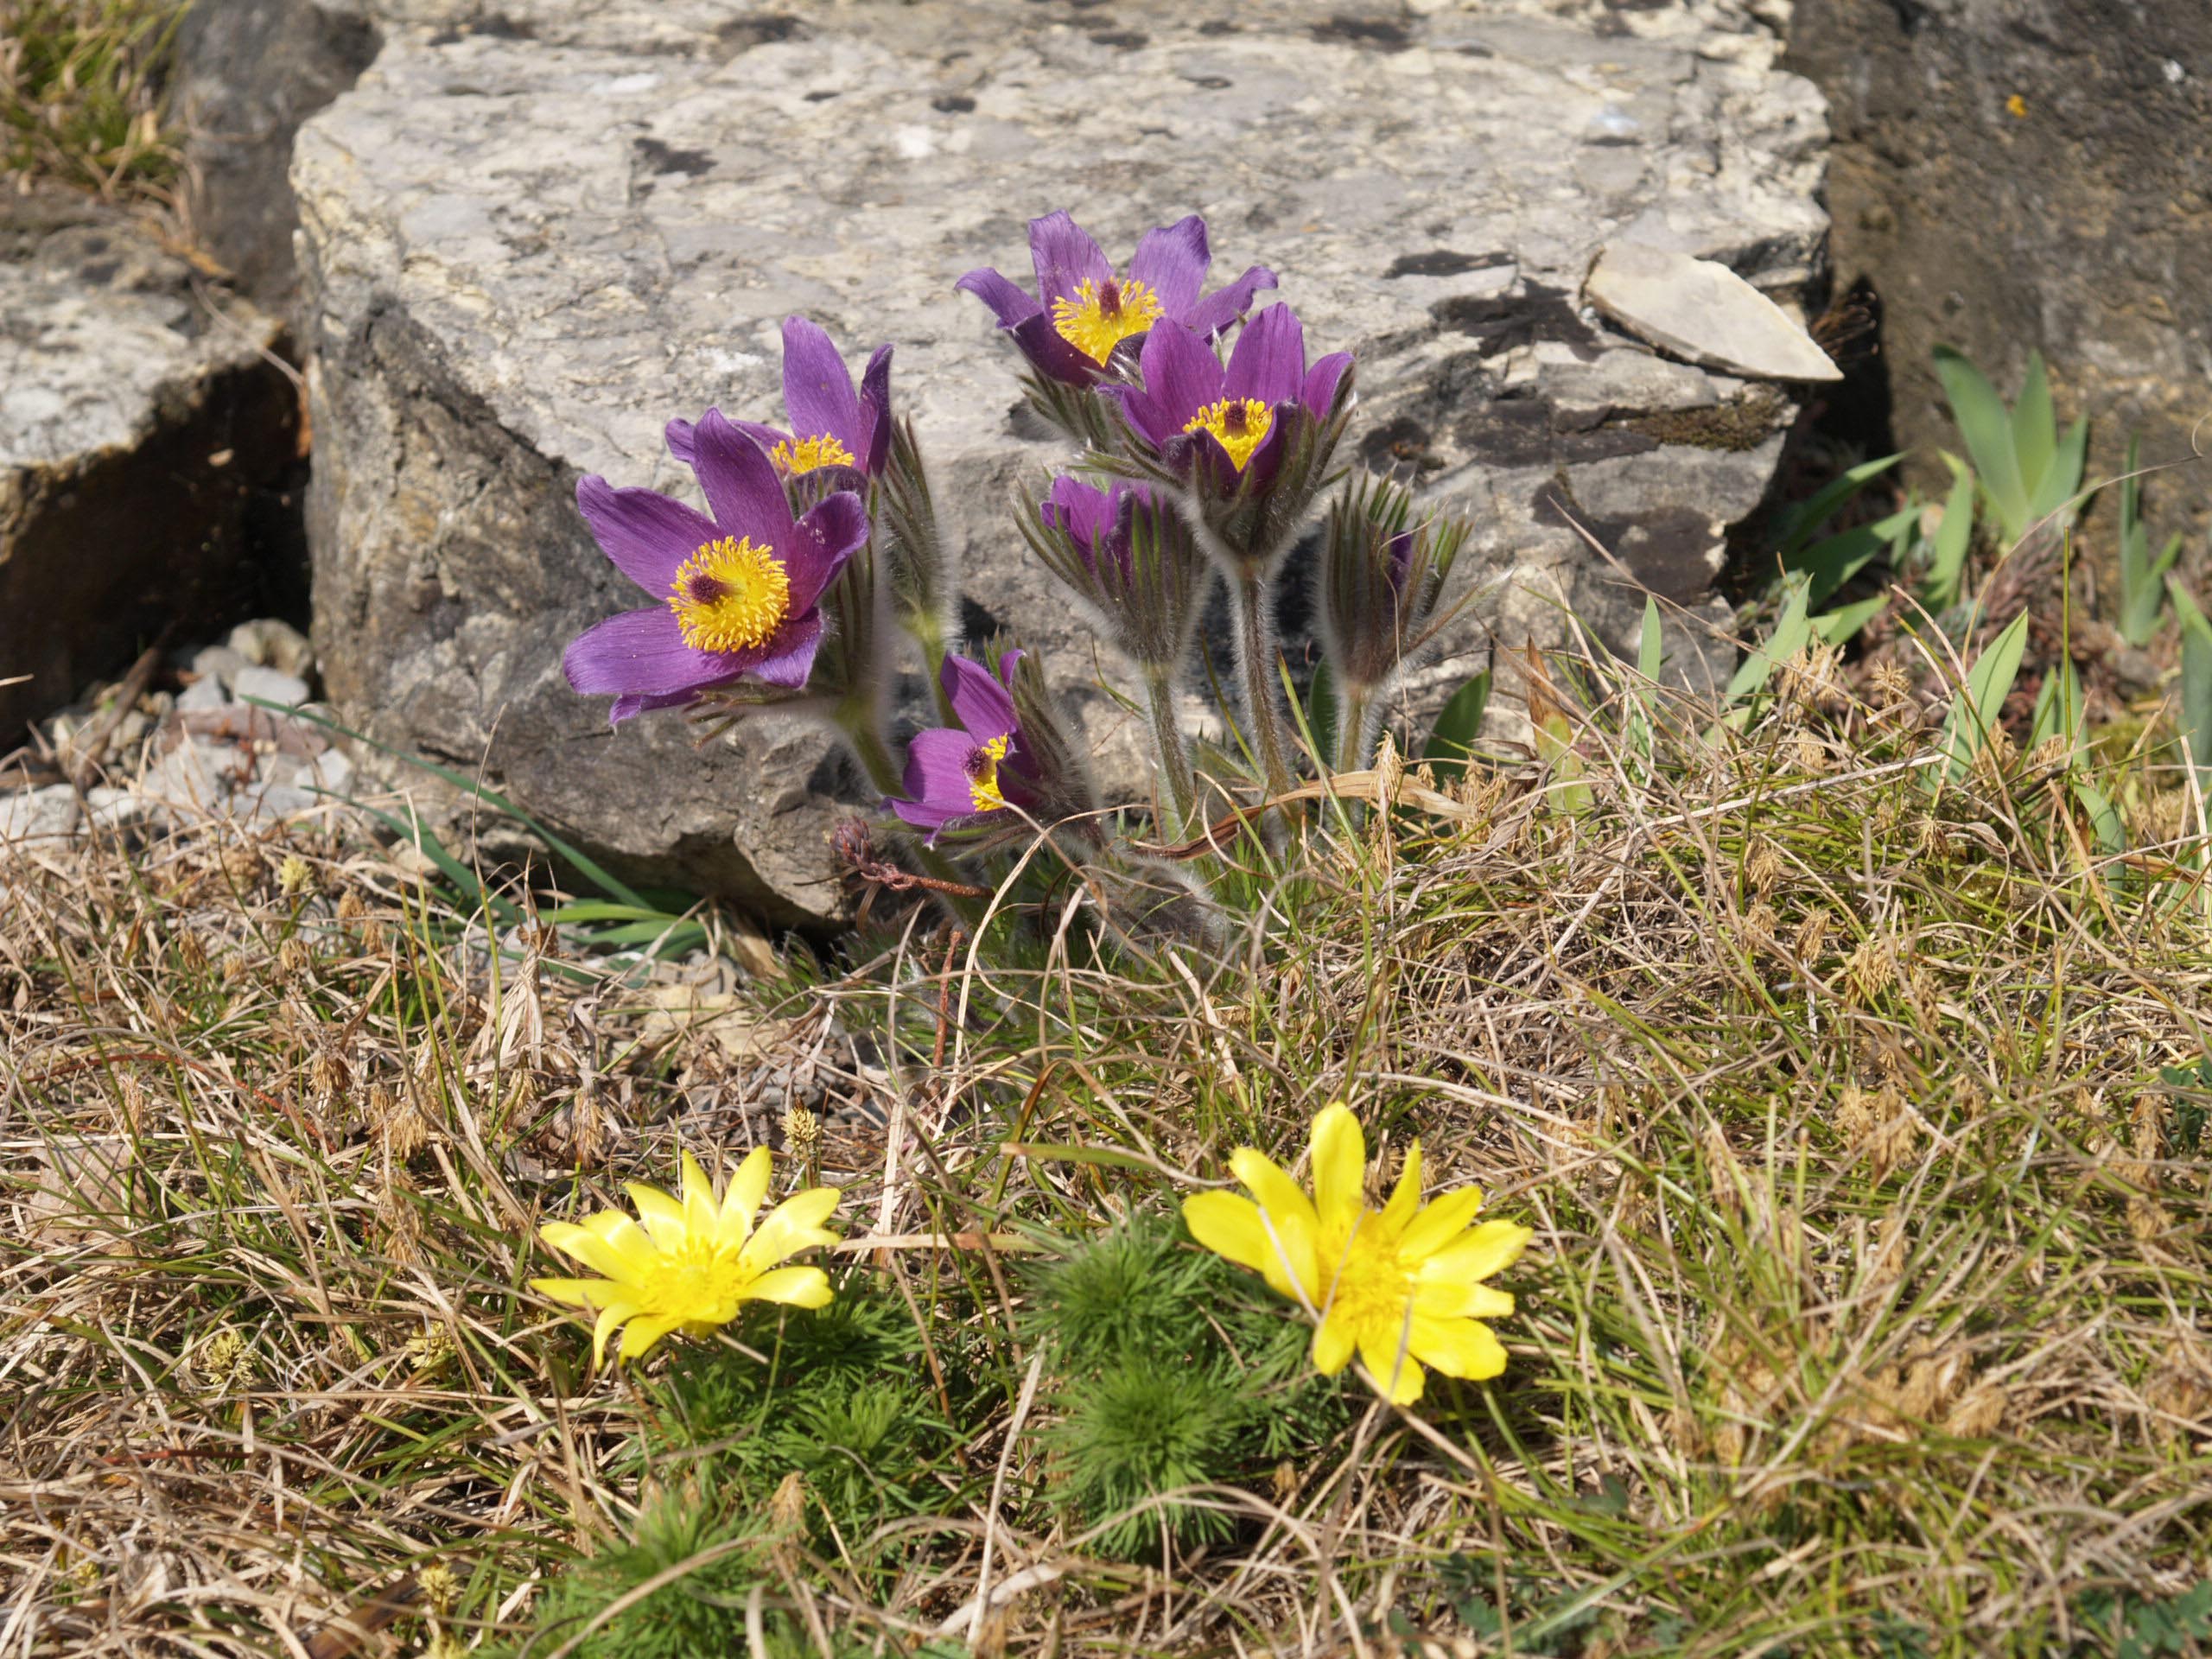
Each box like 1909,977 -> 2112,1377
889,652 -> 1034,844
563,410 -> 869,725
1042,473 -> 1147,574
1108,302 -> 1352,492
668,315 -> 893,480
957,210 -> 1276,388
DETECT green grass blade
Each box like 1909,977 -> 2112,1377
1723,575 -> 1811,717
1637,596 -> 1664,683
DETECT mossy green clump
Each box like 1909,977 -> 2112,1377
2,0 -> 184,198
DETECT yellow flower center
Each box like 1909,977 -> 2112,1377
1051,276 -> 1165,365
770,433 -> 856,475
1319,1215 -> 1414,1334
1184,397 -> 1274,472
639,1240 -> 750,1324
668,536 -> 792,653
966,734 -> 1012,813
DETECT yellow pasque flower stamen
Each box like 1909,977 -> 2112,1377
769,433 -> 856,475
967,733 -> 1012,813
1183,1103 -> 1531,1405
531,1147 -> 842,1368
1183,397 -> 1274,473
1051,276 -> 1165,365
668,536 -> 792,654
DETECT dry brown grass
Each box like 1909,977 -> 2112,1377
3,666 -> 2210,1656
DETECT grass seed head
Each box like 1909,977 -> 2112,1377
1746,839 -> 1784,896
277,854 -> 316,899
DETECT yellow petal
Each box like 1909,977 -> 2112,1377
1358,1319 -> 1425,1405
590,1300 -> 639,1370
1312,1311 -> 1358,1376
541,1220 -> 638,1282
1308,1104 -> 1366,1236
1397,1186 -> 1487,1259
618,1311 -> 684,1362
1418,1219 -> 1533,1283
739,1186 -> 842,1274
1408,1314 -> 1509,1381
717,1146 -> 773,1253
626,1182 -> 690,1252
586,1212 -> 667,1275
530,1275 -> 615,1309
1378,1139 -> 1423,1234
742,1266 -> 834,1308
680,1150 -> 717,1240
1414,1279 -> 1515,1321
1185,1192 -> 1303,1301
1228,1148 -> 1321,1295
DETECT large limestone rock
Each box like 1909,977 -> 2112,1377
1787,0 -> 2212,552
294,0 -> 1830,922
1,194 -> 299,747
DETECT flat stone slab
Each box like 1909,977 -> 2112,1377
294,0 -> 1830,919
1585,241 -> 1841,381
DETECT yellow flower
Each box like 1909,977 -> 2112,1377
531,1148 -> 841,1368
1183,1104 -> 1530,1405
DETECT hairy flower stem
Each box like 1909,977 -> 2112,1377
837,703 -> 905,799
901,607 -> 960,728
1142,665 -> 1198,835
1230,567 -> 1296,798
1336,684 -> 1374,775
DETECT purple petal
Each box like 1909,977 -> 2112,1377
779,316 -> 868,457
899,726 -> 984,812
1010,312 -> 1104,388
955,265 -> 1041,327
664,414 -> 709,466
784,490 -> 868,613
576,477 -> 721,597
1128,215 -> 1210,319
1045,474 -> 1115,552
941,653 -> 1019,743
1182,264 -> 1279,340
563,607 -> 750,699
691,409 -> 795,547
858,344 -> 894,475
1225,303 -> 1306,407
1135,321 -> 1227,430
1027,209 -> 1114,308
608,690 -> 699,726
744,609 -> 825,690
731,418 -> 791,454
1302,351 -> 1354,416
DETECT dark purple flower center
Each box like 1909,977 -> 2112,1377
684,573 -> 729,606
1097,278 -> 1124,319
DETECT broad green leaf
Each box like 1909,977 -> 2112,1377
1783,504 -> 1914,609
1306,660 -> 1339,767
1923,466 -> 1977,611
1637,596 -> 1664,682
1936,611 -> 2031,779
1724,575 -> 1812,712
1421,670 -> 1493,772
1933,346 -> 2028,542
1813,593 -> 1888,645
2011,350 -> 2055,499
2026,415 -> 2090,529
2171,578 -> 2212,792
2075,779 -> 2125,855
2119,435 -> 2184,645
1773,452 -> 1904,562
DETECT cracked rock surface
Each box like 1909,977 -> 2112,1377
294,0 -> 1830,923
1,193 -> 299,744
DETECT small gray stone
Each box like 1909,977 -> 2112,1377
84,785 -> 150,829
0,785 -> 81,843
230,664 -> 310,708
176,674 -> 232,714
1584,243 -> 1842,382
140,741 -> 232,813
189,644 -> 251,688
226,618 -> 316,678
